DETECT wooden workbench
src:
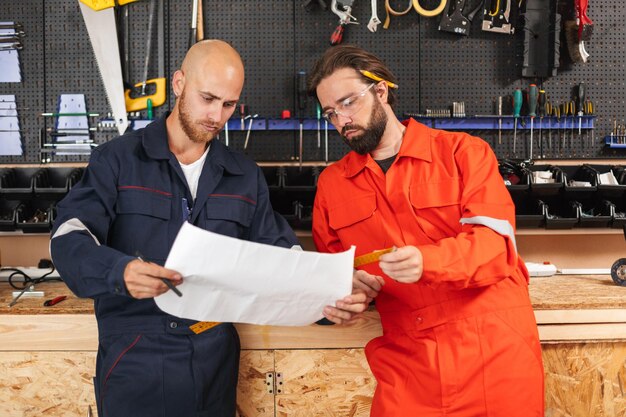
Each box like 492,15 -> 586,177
1,276 -> 625,417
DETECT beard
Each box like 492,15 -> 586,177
178,90 -> 220,144
341,99 -> 388,155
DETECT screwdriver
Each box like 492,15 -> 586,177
513,88 -> 523,155
576,82 -> 586,139
316,102 -> 321,148
537,89 -> 546,158
497,96 -> 503,144
552,104 -> 560,152
567,100 -> 575,150
544,99 -> 552,152
238,103 -> 247,131
560,102 -> 569,150
584,99 -> 594,148
528,84 -> 538,159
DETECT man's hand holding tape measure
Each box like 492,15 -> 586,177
323,246 -> 424,325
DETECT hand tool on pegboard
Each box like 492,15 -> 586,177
296,70 -> 308,168
575,82 -> 585,139
512,88 -> 522,155
496,96 -> 503,144
383,0 -> 447,29
583,98 -> 594,149
78,0 -> 142,135
330,0 -> 358,45
520,0 -> 561,78
537,88 -> 545,157
482,0 -> 515,34
528,84 -> 538,159
438,0 -> 483,36
189,0 -> 199,48
565,0 -> 593,64
197,0 -> 204,42
367,0 -> 381,32
124,0 -> 166,113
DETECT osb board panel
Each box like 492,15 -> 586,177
543,342 -> 626,417
237,350 -> 274,417
0,351 -> 97,417
274,349 -> 375,417
235,310 -> 383,350
0,314 -> 98,351
530,275 -> 626,310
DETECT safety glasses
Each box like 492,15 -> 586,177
322,83 -> 375,123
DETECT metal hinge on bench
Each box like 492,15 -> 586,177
265,372 -> 284,394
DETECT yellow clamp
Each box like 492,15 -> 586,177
124,78 -> 167,112
384,0 -> 447,29
353,248 -> 394,268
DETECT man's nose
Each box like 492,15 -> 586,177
205,101 -> 222,122
334,113 -> 353,130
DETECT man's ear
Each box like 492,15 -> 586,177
172,70 -> 185,98
375,81 -> 389,104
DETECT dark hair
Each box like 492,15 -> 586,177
307,45 -> 398,109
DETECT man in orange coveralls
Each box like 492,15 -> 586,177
309,45 -> 544,416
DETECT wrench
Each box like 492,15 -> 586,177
367,0 -> 381,32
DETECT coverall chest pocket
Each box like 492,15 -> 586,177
328,193 -> 380,243
114,191 -> 172,262
409,178 -> 463,242
203,198 -> 255,238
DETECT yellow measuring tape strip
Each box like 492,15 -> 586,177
384,0 -> 447,29
354,248 -> 394,268
189,321 -> 221,334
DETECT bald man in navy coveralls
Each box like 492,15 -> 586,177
50,40 -> 298,417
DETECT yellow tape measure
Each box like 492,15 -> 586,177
354,248 -> 394,268
189,321 -> 221,334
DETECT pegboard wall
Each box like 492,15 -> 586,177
1,0 -> 625,164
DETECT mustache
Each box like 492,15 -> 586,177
341,125 -> 362,136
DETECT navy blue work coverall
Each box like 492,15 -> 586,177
50,114 -> 298,417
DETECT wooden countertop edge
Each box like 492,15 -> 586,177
3,309 -> 626,351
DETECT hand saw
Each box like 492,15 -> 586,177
124,0 -> 166,112
78,0 -> 141,135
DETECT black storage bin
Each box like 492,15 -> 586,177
34,167 -> 84,199
544,198 -> 579,229
527,165 -> 564,197
283,166 -> 321,191
500,160 -> 530,201
609,197 -> 626,228
0,168 -> 40,199
261,166 -> 284,190
515,198 -> 546,228
15,200 -> 56,233
576,198 -> 612,228
558,165 -> 598,199
0,199 -> 20,231
586,165 -> 626,200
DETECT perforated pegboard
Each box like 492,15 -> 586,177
0,0 -> 625,164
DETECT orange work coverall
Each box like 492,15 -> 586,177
313,119 -> 544,416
